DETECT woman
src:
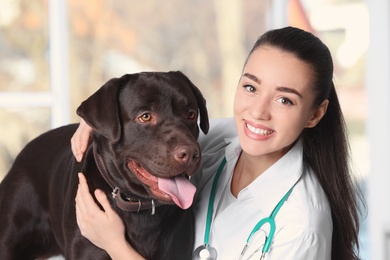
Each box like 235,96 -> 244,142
72,26 -> 363,259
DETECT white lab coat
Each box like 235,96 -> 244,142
191,118 -> 332,260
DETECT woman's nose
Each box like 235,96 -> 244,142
250,97 -> 271,120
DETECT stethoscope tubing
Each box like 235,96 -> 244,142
203,157 -> 227,245
195,157 -> 299,260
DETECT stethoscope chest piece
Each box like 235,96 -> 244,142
193,244 -> 217,260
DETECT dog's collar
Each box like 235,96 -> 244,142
92,143 -> 162,215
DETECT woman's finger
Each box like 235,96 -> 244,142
71,119 -> 92,162
95,189 -> 113,215
76,173 -> 101,215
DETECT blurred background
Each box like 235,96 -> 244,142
0,0 -> 388,259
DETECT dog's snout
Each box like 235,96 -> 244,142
174,145 -> 200,164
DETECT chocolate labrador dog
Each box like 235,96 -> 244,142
0,71 -> 209,260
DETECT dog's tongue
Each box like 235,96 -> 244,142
158,175 -> 196,209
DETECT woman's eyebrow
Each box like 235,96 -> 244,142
276,86 -> 303,98
242,73 -> 261,84
243,73 -> 303,98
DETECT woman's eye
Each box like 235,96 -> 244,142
139,113 -> 152,122
244,84 -> 256,93
278,97 -> 293,106
188,111 -> 196,120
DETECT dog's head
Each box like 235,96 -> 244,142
77,71 -> 209,210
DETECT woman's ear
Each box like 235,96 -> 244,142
305,99 -> 329,128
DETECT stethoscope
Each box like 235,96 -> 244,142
192,157 -> 299,260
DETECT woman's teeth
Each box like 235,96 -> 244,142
246,124 -> 273,136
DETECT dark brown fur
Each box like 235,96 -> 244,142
0,71 -> 209,260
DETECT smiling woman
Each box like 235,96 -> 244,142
233,46 -> 328,160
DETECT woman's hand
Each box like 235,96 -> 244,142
75,173 -> 144,260
75,172 -> 125,249
71,119 -> 93,162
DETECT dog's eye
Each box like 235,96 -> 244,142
188,111 -> 196,120
139,113 -> 152,122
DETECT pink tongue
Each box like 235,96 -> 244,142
158,175 -> 196,209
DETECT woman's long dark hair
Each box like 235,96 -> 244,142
248,26 -> 365,260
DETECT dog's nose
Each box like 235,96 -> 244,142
174,145 -> 200,165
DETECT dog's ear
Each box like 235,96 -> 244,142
175,71 -> 209,135
76,76 -> 129,143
